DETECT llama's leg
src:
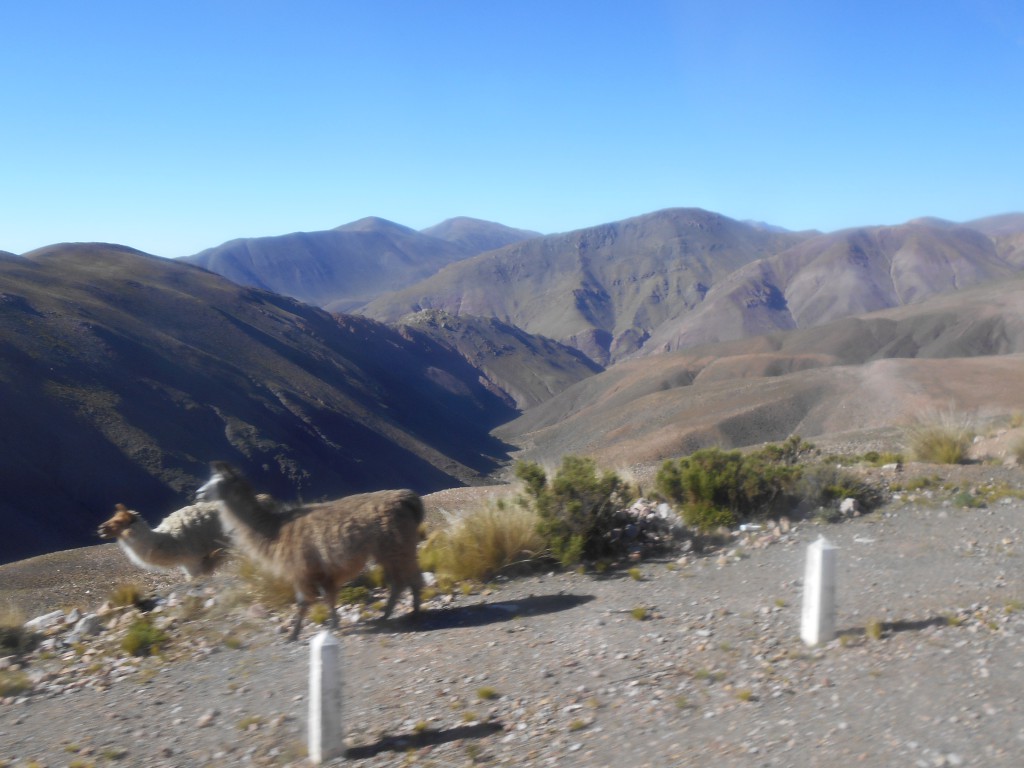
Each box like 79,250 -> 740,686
382,561 -> 422,619
289,596 -> 309,642
382,581 -> 401,620
410,568 -> 424,616
325,588 -> 339,629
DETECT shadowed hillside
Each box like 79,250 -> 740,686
395,310 -> 603,410
0,245 -> 523,562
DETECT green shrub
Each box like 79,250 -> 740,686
905,410 -> 975,464
420,500 -> 546,581
655,441 -> 804,531
515,456 -> 634,566
121,617 -> 168,657
657,436 -> 882,530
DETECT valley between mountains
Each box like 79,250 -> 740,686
2,207 -> 1024,562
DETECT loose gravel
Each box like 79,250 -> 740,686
2,465 -> 1024,767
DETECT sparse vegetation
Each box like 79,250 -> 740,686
859,450 -> 904,466
0,669 -> 32,696
476,686 -> 499,700
515,456 -> 635,566
1012,436 -> 1024,465
865,617 -> 883,641
630,605 -> 649,621
121,616 -> 168,657
953,490 -> 986,509
905,409 -> 975,464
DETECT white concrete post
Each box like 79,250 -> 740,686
308,630 -> 344,764
801,535 -> 838,646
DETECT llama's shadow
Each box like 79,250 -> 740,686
837,615 -> 948,638
360,592 -> 595,633
344,720 -> 503,760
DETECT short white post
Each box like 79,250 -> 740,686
308,630 -> 344,764
801,535 -> 838,646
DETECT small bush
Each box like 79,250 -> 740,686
630,606 -> 649,621
515,456 -> 635,566
0,669 -> 32,696
1012,437 -> 1024,465
121,617 -> 168,657
0,605 -> 36,655
905,410 -> 975,464
865,618 -> 883,641
308,603 -> 331,626
109,583 -> 144,608
420,500 -> 545,581
953,491 -> 986,509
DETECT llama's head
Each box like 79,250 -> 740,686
196,461 -> 251,503
98,504 -> 141,539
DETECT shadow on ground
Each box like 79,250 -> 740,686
345,721 -> 504,760
837,615 -> 948,638
360,593 -> 596,633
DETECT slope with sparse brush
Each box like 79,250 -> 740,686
497,274 -> 1024,468
642,221 -> 1017,353
363,208 -> 811,364
0,244 -> 523,562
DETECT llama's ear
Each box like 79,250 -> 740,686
115,503 -> 128,512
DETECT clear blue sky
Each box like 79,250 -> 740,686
2,1 -> 1022,257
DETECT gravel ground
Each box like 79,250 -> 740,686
2,464 -> 1024,767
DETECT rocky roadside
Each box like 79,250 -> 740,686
1,464 -> 1024,767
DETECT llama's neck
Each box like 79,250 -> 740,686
218,486 -> 286,553
118,521 -> 183,571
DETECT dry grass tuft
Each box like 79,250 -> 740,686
420,500 -> 545,582
109,583 -> 144,608
905,409 -> 975,464
231,556 -> 296,611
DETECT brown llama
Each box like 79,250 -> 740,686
196,461 -> 424,641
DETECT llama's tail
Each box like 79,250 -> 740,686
401,491 -> 426,526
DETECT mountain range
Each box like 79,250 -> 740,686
2,208 -> 1023,562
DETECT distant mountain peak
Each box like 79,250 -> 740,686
335,216 -> 419,235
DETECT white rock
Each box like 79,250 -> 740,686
25,610 -> 65,631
